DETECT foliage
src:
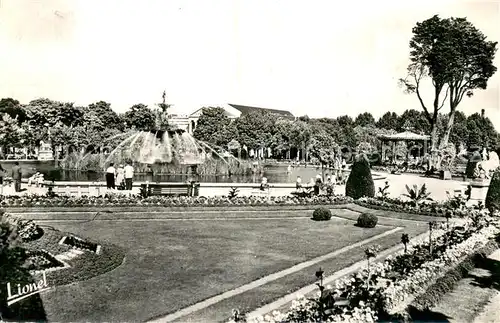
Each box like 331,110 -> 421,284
87,101 -> 124,131
193,107 -> 236,147
485,169 -> 500,214
378,181 -> 390,201
357,213 -> 378,228
308,129 -> 337,166
376,112 -> 399,130
228,187 -> 239,199
346,155 -> 375,199
312,207 -> 332,221
123,104 -> 156,130
354,112 -> 375,127
400,15 -> 498,164
402,184 -> 433,207
0,194 -> 354,208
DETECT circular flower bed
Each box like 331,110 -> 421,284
0,194 -> 354,208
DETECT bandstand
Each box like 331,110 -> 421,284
378,131 -> 430,164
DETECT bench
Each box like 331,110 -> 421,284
141,183 -> 191,197
52,185 -> 91,197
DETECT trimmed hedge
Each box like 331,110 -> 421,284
312,207 -> 332,221
356,213 -> 378,228
346,155 -> 375,199
485,169 -> 500,214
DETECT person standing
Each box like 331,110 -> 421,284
0,163 -> 5,195
11,162 -> 22,192
124,161 -> 134,191
106,163 -> 116,189
115,164 -> 125,189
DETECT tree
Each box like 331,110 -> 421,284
87,101 -> 123,131
398,109 -> 430,133
376,112 -> 399,130
401,15 -> 497,166
354,112 -> 375,127
123,104 -> 156,130
432,17 -> 497,148
193,107 -> 236,147
309,129 -> 337,171
0,98 -> 26,123
288,120 -> 313,160
0,114 -> 25,148
235,111 -> 277,153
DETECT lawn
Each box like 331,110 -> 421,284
37,209 -> 393,322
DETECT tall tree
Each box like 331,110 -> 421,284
123,104 -> 156,130
376,112 -> 399,130
0,98 -> 26,123
193,107 -> 236,147
87,101 -> 123,131
401,15 -> 497,164
354,112 -> 376,127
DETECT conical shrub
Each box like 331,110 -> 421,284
485,168 -> 500,214
346,154 -> 375,199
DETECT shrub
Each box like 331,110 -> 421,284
346,154 -> 375,199
485,169 -> 500,214
465,151 -> 481,178
312,207 -> 332,221
357,213 -> 378,228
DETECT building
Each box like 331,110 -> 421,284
168,103 -> 294,134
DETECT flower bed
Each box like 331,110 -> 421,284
355,196 -> 473,218
22,249 -> 65,271
1,211 -> 44,241
60,235 -> 99,253
244,216 -> 499,323
0,194 -> 353,208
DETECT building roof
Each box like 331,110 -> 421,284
378,131 -> 430,141
228,104 -> 294,118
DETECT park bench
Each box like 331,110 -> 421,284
51,185 -> 91,197
141,183 -> 192,197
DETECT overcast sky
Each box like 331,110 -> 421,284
1,0 -> 499,129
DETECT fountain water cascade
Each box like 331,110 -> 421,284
104,129 -> 207,166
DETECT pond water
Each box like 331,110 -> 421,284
0,160 -> 345,184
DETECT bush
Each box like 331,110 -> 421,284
312,207 -> 332,221
465,151 -> 481,178
346,154 -> 375,199
357,213 -> 378,228
485,169 -> 500,214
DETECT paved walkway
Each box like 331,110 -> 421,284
431,249 -> 500,323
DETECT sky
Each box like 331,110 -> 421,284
1,0 -> 499,129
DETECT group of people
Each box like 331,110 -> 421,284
295,174 -> 337,195
105,162 -> 135,190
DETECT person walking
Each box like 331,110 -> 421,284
0,163 -> 5,195
124,161 -> 134,191
11,162 -> 22,192
106,163 -> 116,189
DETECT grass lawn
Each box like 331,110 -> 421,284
38,209 -> 392,322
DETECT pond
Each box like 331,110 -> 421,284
0,160 -> 345,184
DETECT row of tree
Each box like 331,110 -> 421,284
1,95 -> 498,164
192,106 -> 499,162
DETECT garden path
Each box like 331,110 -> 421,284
431,249 -> 500,323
